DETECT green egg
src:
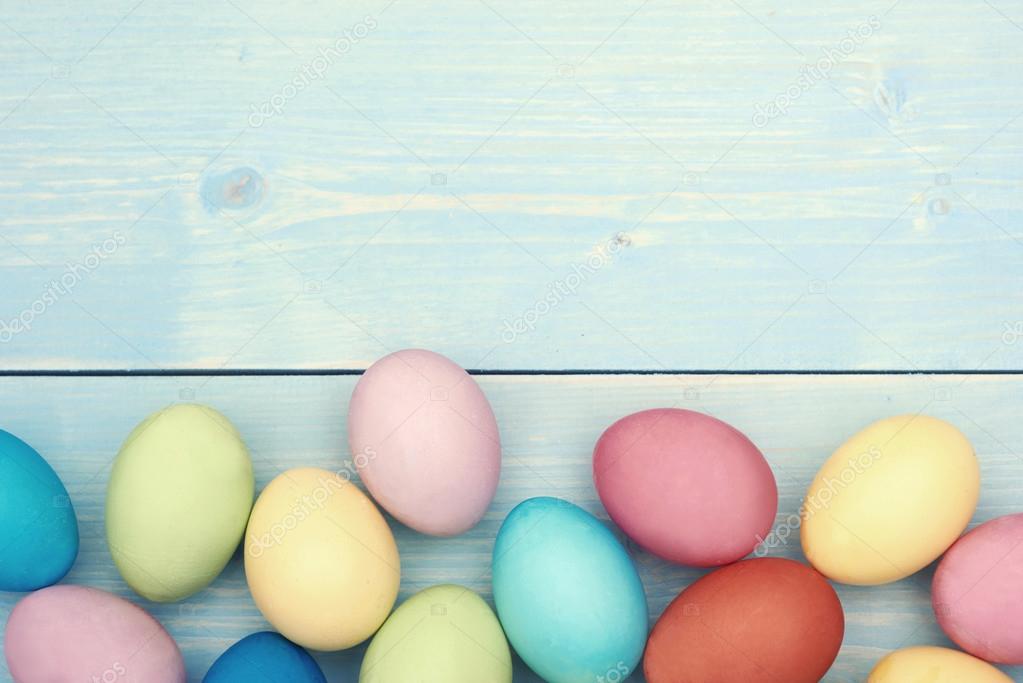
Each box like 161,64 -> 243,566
106,404 -> 254,602
360,584 -> 512,683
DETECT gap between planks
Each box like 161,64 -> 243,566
2,369 -> 1023,377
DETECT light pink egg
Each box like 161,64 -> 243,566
348,349 -> 501,536
4,585 -> 185,683
593,408 -> 778,567
933,513 -> 1023,664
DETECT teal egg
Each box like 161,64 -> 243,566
0,429 -> 78,590
492,497 -> 648,683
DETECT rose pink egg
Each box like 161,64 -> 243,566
348,349 -> 501,536
593,408 -> 777,567
4,585 -> 185,683
933,513 -> 1023,664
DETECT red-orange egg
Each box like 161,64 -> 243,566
644,558 -> 844,683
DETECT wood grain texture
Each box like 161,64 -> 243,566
1,373 -> 1022,681
1,1 -> 1022,371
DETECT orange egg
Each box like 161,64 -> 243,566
644,558 -> 844,683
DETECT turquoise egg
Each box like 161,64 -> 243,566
203,632 -> 326,683
492,497 -> 648,683
0,429 -> 78,591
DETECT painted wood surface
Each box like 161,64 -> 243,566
2,1 -> 1022,371
0,373 -> 1021,681
3,1 -> 1022,681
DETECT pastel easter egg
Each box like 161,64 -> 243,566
801,414 -> 978,585
0,429 -> 78,591
203,632 -> 326,683
492,497 -> 647,683
348,349 -> 500,536
593,408 -> 777,566
106,404 -> 254,602
4,585 -> 185,683
867,646 -> 1013,682
644,558 -> 843,683
361,584 -> 512,683
933,513 -> 1023,663
244,467 -> 400,651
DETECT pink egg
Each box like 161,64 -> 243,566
4,585 -> 185,682
933,513 -> 1023,664
348,349 -> 501,536
593,408 -> 777,567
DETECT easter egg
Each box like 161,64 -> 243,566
0,429 -> 78,591
593,408 -> 777,566
933,513 -> 1023,663
867,646 -> 1013,682
492,497 -> 647,683
4,585 -> 185,683
361,584 -> 512,683
348,349 -> 500,536
801,414 -> 978,585
644,558 -> 843,683
245,467 -> 400,651
106,404 -> 254,602
203,632 -> 326,683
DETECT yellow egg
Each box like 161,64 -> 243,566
801,415 -> 978,585
244,467 -> 400,651
867,646 -> 1013,682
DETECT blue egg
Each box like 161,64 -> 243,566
0,429 -> 78,591
492,497 -> 648,683
203,632 -> 326,683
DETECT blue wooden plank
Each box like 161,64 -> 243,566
1,1 -> 1021,371
1,373 -> 1022,681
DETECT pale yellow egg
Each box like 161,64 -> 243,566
244,467 -> 400,651
800,415 -> 978,585
867,646 -> 1013,682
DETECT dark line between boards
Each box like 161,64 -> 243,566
1,369 -> 1022,378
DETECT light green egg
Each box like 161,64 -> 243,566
361,584 -> 512,683
106,404 -> 254,602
